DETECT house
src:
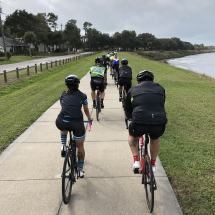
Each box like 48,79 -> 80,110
0,37 -> 28,53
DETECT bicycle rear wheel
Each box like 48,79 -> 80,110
144,155 -> 154,213
96,95 -> 100,121
62,152 -> 75,204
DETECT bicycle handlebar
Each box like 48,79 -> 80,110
84,120 -> 92,132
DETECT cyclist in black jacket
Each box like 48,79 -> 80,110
124,71 -> 167,173
118,59 -> 132,101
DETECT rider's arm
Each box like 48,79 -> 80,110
83,104 -> 93,121
124,90 -> 133,119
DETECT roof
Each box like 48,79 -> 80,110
0,37 -> 28,47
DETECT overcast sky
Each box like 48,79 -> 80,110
1,0 -> 215,46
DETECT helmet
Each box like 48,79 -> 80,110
121,59 -> 128,65
102,54 -> 105,58
136,70 -> 154,82
65,75 -> 80,86
95,57 -> 100,63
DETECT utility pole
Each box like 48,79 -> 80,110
0,4 -> 7,60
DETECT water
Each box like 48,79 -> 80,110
167,52 -> 215,78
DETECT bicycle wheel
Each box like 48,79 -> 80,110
96,95 -> 100,121
62,152 -> 75,204
122,91 -> 125,108
144,155 -> 154,213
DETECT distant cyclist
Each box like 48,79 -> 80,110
100,54 -> 108,86
124,71 -> 167,173
90,57 -> 106,109
118,59 -> 132,101
109,54 -> 115,75
112,55 -> 120,81
55,75 -> 93,178
106,53 -> 110,67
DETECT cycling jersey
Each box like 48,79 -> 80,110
113,58 -> 119,65
90,64 -> 106,79
125,81 -> 167,125
99,57 -> 108,68
58,90 -> 88,121
119,65 -> 132,79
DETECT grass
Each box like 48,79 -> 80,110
0,51 -> 214,214
116,52 -> 215,215
0,56 -> 35,65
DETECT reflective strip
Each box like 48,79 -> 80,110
63,120 -> 70,122
83,99 -> 88,105
74,134 -> 86,141
131,97 -> 133,102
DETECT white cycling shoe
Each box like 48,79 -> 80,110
79,170 -> 85,178
132,161 -> 141,172
152,166 -> 157,173
61,145 -> 67,157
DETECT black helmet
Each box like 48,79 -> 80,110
136,70 -> 154,82
65,75 -> 80,86
95,57 -> 100,63
121,59 -> 128,65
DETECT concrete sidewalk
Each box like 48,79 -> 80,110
0,70 -> 183,215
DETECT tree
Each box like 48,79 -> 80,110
121,30 -> 137,51
83,22 -> 92,49
64,19 -> 81,51
23,31 -> 37,56
47,12 -> 58,31
137,33 -> 156,50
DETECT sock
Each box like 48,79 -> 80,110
151,159 -> 156,167
61,134 -> 67,145
119,92 -> 122,97
133,155 -> 139,163
93,100 -> 96,103
78,161 -> 84,171
101,99 -> 104,103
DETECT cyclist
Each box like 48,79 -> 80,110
118,59 -> 132,101
106,53 -> 110,67
90,57 -> 106,109
100,54 -> 108,86
124,71 -> 167,173
55,75 -> 93,178
109,54 -> 115,75
112,55 -> 120,82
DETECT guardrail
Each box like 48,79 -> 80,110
0,52 -> 96,84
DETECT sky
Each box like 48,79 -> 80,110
1,0 -> 215,46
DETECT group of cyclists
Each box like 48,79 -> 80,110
55,51 -> 167,177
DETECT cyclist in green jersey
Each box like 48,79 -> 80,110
90,57 -> 106,108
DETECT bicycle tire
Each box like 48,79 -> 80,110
62,152 -> 74,204
96,95 -> 100,121
144,155 -> 154,213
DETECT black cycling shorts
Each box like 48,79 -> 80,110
112,64 -> 119,72
90,78 -> 105,92
118,78 -> 132,93
56,117 -> 85,139
129,121 -> 166,140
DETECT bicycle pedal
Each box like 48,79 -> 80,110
133,169 -> 139,174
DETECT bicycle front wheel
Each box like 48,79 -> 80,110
62,152 -> 74,204
144,155 -> 154,213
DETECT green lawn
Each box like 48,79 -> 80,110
0,52 -> 214,214
0,56 -> 35,65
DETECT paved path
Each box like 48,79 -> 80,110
0,69 -> 183,215
0,52 -> 93,74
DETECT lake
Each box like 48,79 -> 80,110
167,52 -> 215,78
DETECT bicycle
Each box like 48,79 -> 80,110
125,119 -> 157,213
121,84 -> 128,108
95,87 -> 101,121
61,120 -> 92,204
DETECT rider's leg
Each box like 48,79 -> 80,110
149,138 -> 160,161
91,90 -> 96,108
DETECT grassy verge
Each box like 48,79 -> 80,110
0,56 -> 35,65
116,52 -> 214,215
0,54 -> 97,154
133,49 -> 215,61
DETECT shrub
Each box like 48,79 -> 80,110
0,51 -> 5,57
6,52 -> 12,60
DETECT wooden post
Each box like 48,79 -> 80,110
70,57 -> 71,62
59,60 -> 61,66
55,60 -> 57,67
51,61 -> 52,68
40,63 -> 42,71
27,66 -> 29,76
63,59 -> 64,64
35,64 -> 37,73
3,70 -> 7,83
46,62 -> 48,69
16,67 -> 19,78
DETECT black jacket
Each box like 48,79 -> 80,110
119,65 -> 132,79
125,81 -> 167,125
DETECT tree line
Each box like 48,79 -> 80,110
2,9 -> 214,53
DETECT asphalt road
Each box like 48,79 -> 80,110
0,52 -> 93,74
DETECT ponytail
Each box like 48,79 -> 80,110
66,84 -> 79,94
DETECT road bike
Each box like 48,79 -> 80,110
125,119 -> 157,213
61,120 -> 92,204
